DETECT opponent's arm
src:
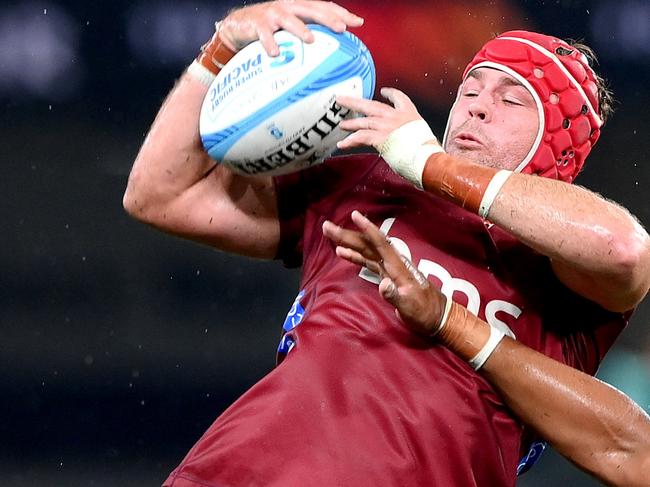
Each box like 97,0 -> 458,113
123,1 -> 363,257
336,90 -> 650,312
322,211 -> 650,486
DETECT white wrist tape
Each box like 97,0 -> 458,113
468,325 -> 506,371
431,294 -> 453,337
380,119 -> 444,189
187,60 -> 217,87
478,169 -> 512,219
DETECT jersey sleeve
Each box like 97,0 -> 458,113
272,153 -> 382,268
561,307 -> 631,376
539,277 -> 630,375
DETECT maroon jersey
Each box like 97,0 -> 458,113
164,154 -> 627,487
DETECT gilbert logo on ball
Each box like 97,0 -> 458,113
199,25 -> 376,176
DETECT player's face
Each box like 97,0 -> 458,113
445,67 -> 540,170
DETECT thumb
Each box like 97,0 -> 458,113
380,87 -> 417,112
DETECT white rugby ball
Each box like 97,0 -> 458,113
199,25 -> 375,176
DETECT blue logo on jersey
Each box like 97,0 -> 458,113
282,290 -> 305,332
277,290 -> 306,355
517,440 -> 547,475
277,334 -> 296,355
270,41 -> 296,68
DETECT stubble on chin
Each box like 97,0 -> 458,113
446,143 -> 498,169
446,142 -> 517,170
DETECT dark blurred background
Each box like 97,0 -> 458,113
1,0 -> 649,485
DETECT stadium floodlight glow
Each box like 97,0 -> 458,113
591,0 -> 650,59
126,1 -> 228,67
0,3 -> 82,99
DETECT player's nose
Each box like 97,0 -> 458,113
467,94 -> 493,122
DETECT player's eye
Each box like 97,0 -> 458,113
503,98 -> 523,106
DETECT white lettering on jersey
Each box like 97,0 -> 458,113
418,259 -> 481,316
357,217 -> 520,336
485,300 -> 519,339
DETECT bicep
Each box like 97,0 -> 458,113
153,162 -> 281,259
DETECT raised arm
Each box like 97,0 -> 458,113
123,1 -> 363,258
323,211 -> 650,486
335,89 -> 650,311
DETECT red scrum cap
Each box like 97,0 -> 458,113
444,30 -> 603,183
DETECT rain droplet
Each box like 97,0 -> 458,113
44,8 -> 47,15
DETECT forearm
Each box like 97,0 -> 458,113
435,304 -> 650,486
420,151 -> 650,310
482,338 -> 650,486
487,172 -> 648,281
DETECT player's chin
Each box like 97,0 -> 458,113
447,144 -> 488,164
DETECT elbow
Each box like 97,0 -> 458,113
122,185 -> 141,220
122,168 -> 164,225
607,230 -> 650,307
122,172 -> 145,220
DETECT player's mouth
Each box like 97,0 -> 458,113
453,132 -> 484,148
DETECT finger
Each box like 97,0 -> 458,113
335,246 -> 383,275
380,87 -> 418,112
277,14 -> 315,43
322,220 -> 380,261
336,130 -> 382,150
349,211 -> 414,286
289,2 -> 364,31
336,95 -> 393,118
338,116 -> 379,132
257,26 -> 281,56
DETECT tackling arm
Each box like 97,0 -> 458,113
323,211 -> 650,486
483,338 -> 650,487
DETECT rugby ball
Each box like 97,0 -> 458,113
199,25 -> 375,176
